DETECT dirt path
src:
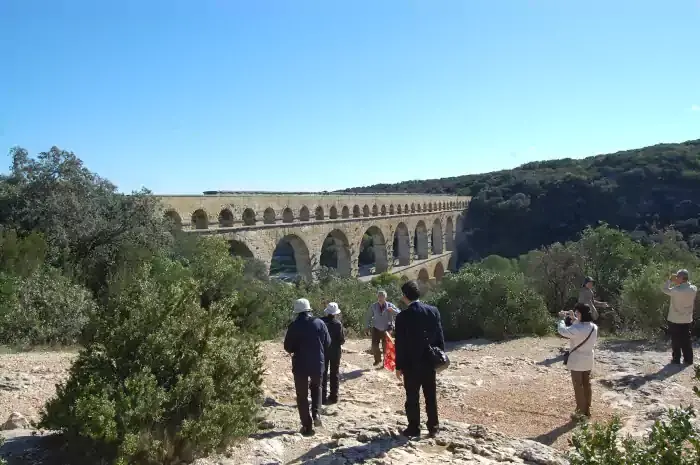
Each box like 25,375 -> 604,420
1,337 -> 698,464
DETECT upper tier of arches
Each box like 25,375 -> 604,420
164,199 -> 470,230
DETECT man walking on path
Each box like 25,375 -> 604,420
394,280 -> 445,438
284,298 -> 331,436
365,290 -> 399,366
663,269 -> 698,365
321,302 -> 345,405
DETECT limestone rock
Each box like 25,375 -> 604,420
1,412 -> 29,430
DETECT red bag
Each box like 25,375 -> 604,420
384,333 -> 396,371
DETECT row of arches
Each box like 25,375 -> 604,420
164,200 -> 468,230
231,216 -> 458,281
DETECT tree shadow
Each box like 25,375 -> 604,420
0,431 -> 65,465
599,363 -> 689,390
290,433 -> 409,464
340,369 -> 370,382
598,338 -> 665,353
530,420 -> 578,446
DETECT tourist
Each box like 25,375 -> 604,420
662,269 -> 698,365
558,303 -> 598,420
577,276 -> 609,322
320,302 -> 345,405
365,290 -> 399,366
283,298 -> 331,436
394,280 -> 444,438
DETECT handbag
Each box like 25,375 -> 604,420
563,327 -> 594,366
422,313 -> 450,373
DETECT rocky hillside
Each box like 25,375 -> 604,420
1,337 -> 698,464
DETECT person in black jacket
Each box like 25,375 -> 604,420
283,298 -> 331,436
394,280 -> 445,438
321,302 -> 345,405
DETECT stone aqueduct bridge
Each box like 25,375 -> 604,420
158,193 -> 471,283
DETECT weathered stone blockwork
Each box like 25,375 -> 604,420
158,193 -> 471,280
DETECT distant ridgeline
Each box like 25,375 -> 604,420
343,139 -> 700,262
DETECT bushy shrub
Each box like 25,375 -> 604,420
618,263 -> 700,334
428,265 -> 551,340
0,267 -> 96,346
39,258 -> 264,465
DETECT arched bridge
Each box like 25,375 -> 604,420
158,193 -> 471,283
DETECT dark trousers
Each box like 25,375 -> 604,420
294,372 -> 321,429
403,366 -> 438,431
371,327 -> 386,364
668,322 -> 693,363
570,370 -> 592,416
323,350 -> 341,400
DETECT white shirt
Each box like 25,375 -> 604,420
557,320 -> 598,372
662,281 -> 697,324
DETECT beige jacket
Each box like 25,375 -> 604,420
662,281 -> 698,324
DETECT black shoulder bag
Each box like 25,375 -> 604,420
563,327 -> 594,366
422,312 -> 450,373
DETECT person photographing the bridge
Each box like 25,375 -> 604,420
283,298 -> 331,436
577,277 -> 609,322
663,269 -> 697,365
558,303 -> 598,420
365,289 -> 399,367
321,302 -> 345,405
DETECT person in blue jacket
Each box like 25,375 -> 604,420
283,298 -> 331,436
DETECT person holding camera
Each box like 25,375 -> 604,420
662,269 -> 697,365
577,276 -> 609,322
558,303 -> 598,420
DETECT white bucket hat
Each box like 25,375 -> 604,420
324,302 -> 341,315
293,298 -> 312,313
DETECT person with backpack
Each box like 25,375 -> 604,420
558,303 -> 598,420
320,302 -> 345,405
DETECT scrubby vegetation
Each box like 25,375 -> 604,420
3,143 -> 700,463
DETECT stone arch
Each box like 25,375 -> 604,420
329,206 -> 338,219
164,210 -> 182,230
434,262 -> 445,282
423,202 -> 428,212
389,205 -> 394,215
363,205 -> 370,217
242,208 -> 256,226
404,204 -> 409,213
397,205 -> 402,214
381,205 -> 388,215
372,205 -> 379,216
358,225 -> 389,276
218,208 -> 234,227
320,229 -> 352,277
417,204 -> 422,212
282,207 -> 294,223
431,218 -> 443,254
392,222 -> 410,266
411,203 -> 416,213
229,239 -> 254,258
428,202 -> 433,212
192,209 -> 209,229
353,205 -> 361,217
263,207 -> 276,224
414,221 -> 429,259
418,268 -> 430,283
298,206 -> 310,222
270,234 -> 312,281
445,216 -> 455,251
315,206 -> 324,220
342,206 -> 350,218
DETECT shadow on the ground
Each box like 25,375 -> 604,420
598,338 -> 666,353
537,352 -> 567,367
290,434 -> 409,464
599,362 -> 690,390
250,429 -> 297,440
340,368 -> 370,382
0,431 -> 67,465
530,420 -> 578,446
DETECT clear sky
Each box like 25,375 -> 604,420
1,1 -> 699,194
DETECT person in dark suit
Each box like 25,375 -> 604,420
394,280 -> 445,438
320,302 -> 345,404
283,298 -> 331,436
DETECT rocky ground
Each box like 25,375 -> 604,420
1,337 -> 698,464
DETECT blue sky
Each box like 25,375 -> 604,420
1,1 -> 699,194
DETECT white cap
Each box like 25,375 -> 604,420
324,302 -> 341,315
293,298 -> 312,313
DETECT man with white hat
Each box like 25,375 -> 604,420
284,298 -> 331,435
663,269 -> 698,365
321,302 -> 345,404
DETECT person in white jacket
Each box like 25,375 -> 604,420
558,303 -> 598,419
